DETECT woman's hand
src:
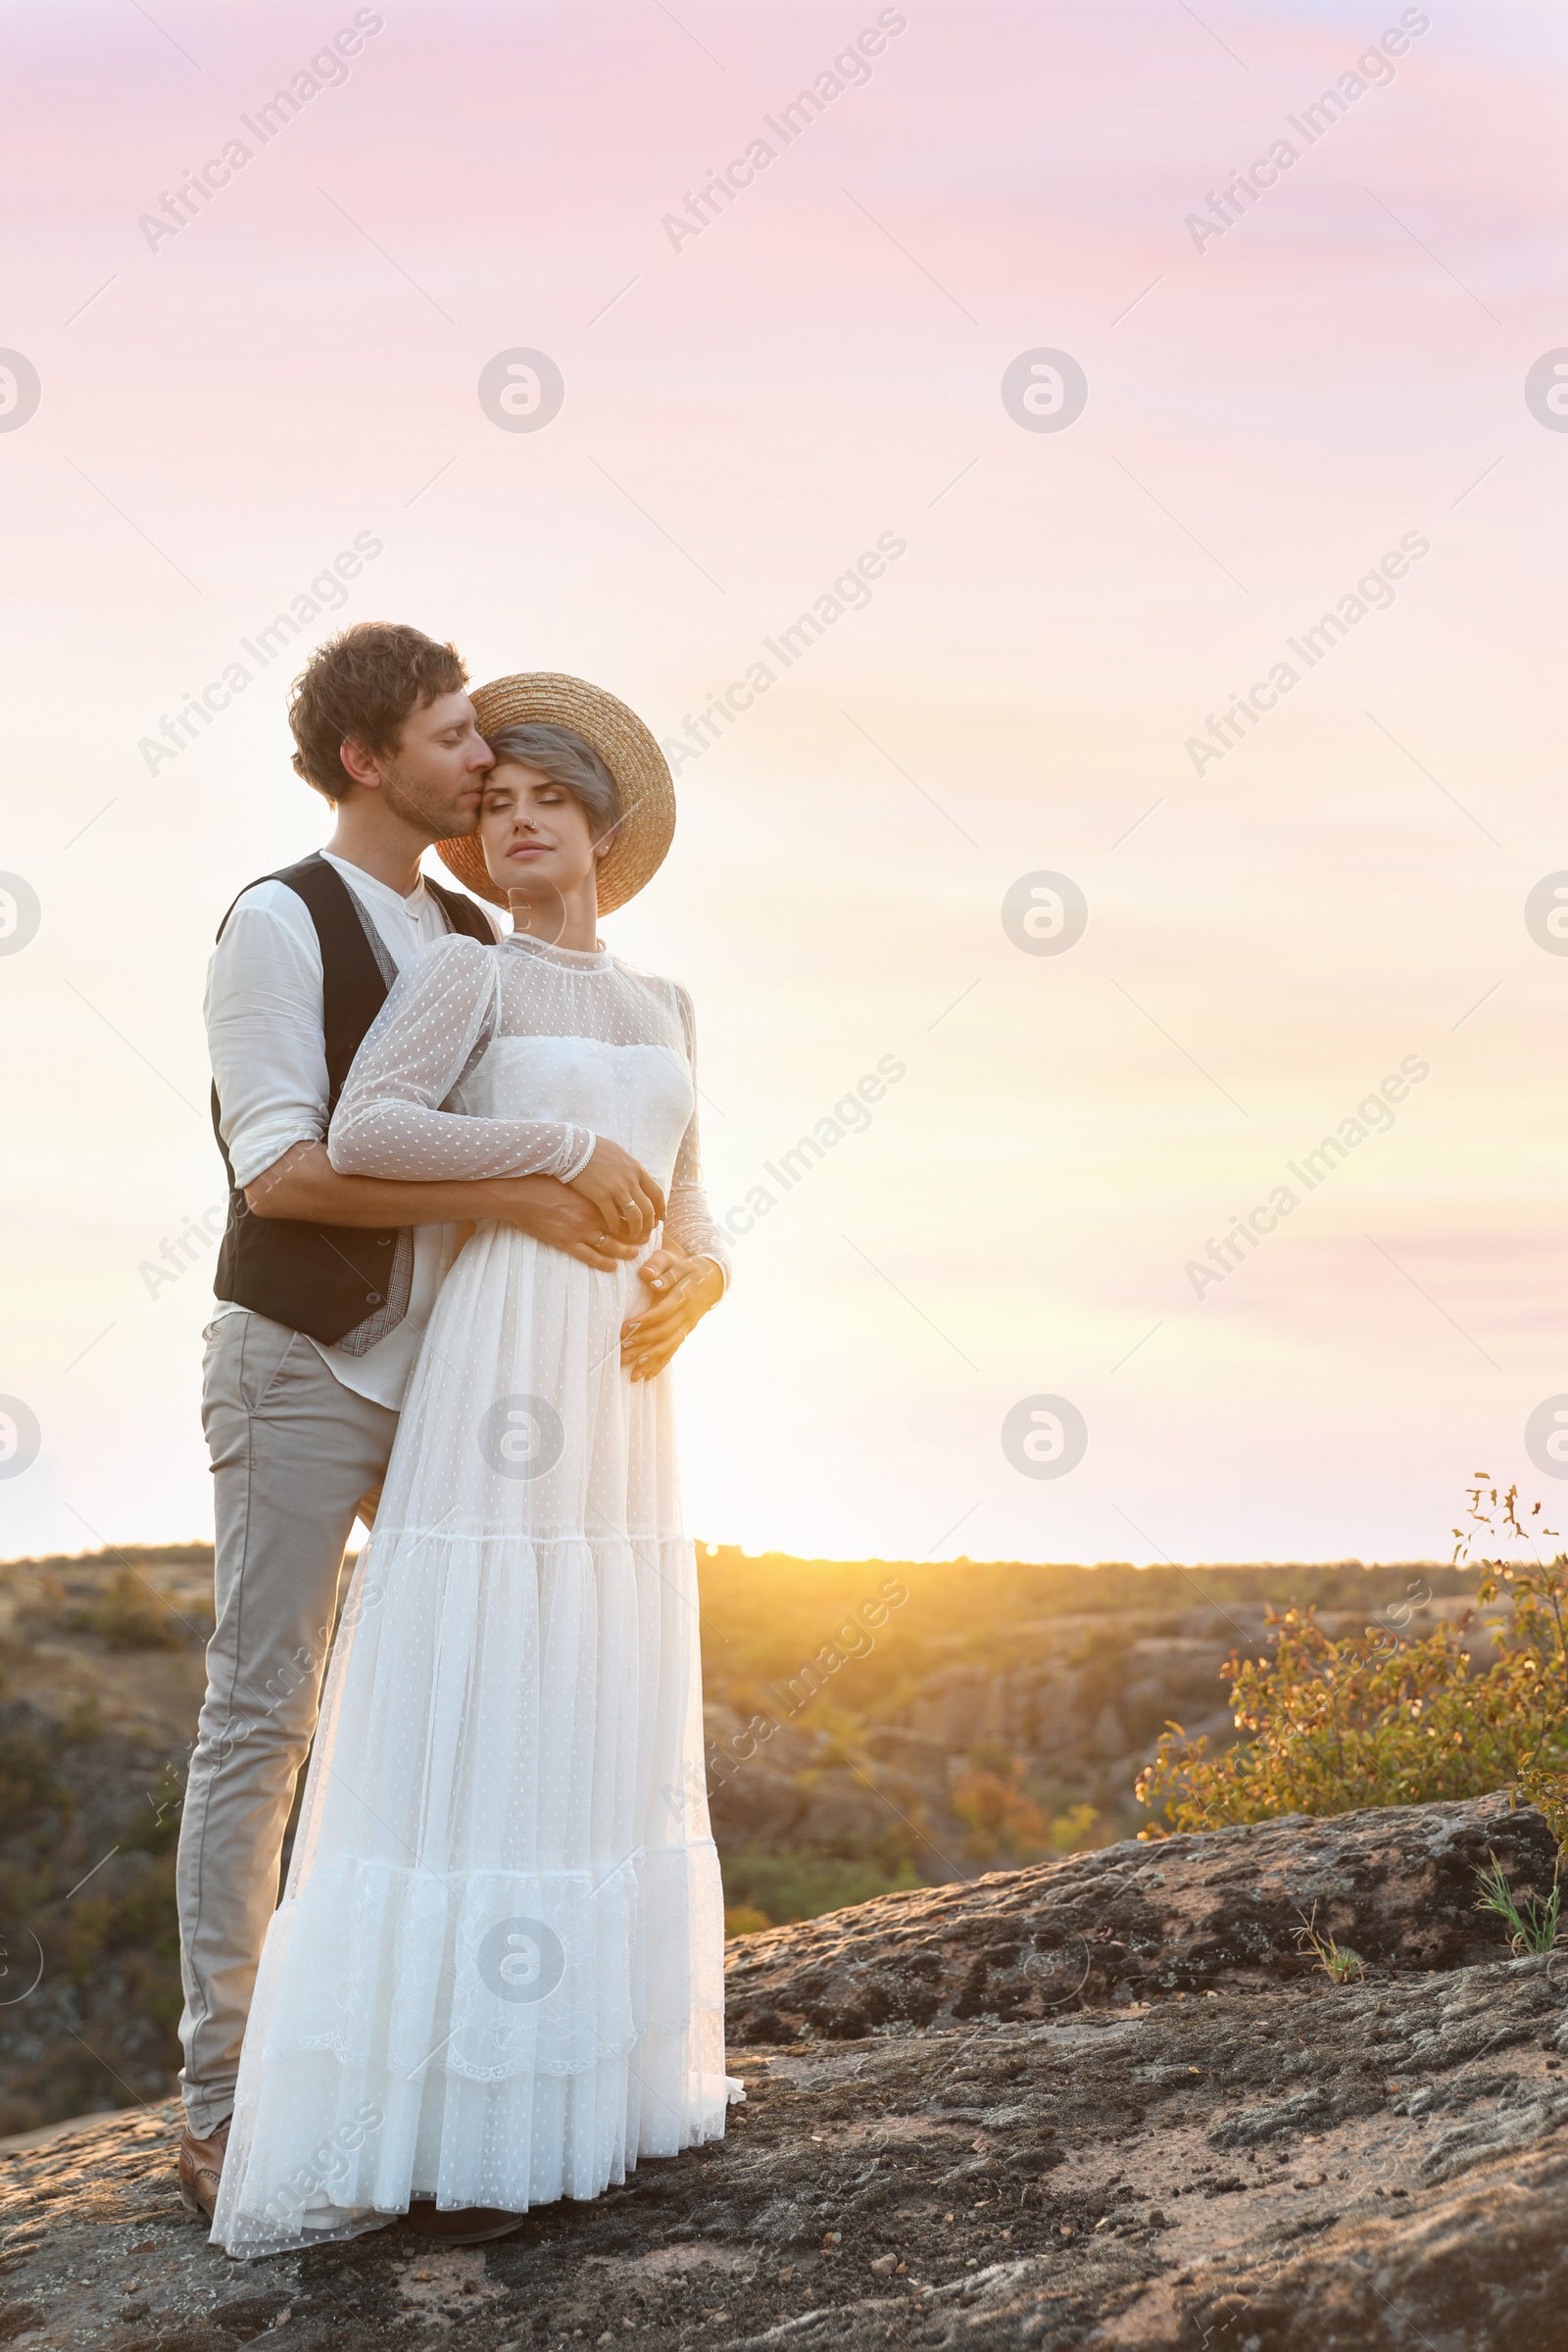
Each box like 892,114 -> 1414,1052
568,1137 -> 666,1243
620,1241 -> 725,1380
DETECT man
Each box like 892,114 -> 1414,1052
176,622 -> 636,2222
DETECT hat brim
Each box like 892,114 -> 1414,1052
434,672 -> 675,915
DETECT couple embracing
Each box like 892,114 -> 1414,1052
177,623 -> 736,2255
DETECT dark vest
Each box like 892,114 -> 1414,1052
211,853 -> 494,1345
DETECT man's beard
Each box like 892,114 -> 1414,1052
379,760 -> 482,840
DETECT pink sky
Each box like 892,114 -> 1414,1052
2,2 -> 1566,1566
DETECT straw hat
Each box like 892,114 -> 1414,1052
435,672 -> 675,915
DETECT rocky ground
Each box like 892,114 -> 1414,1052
3,1789 -> 1566,2351
0,1544 -> 1503,2134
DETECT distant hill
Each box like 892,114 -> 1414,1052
691,1546 -> 1478,1927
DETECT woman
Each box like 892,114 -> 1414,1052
212,673 -> 734,2257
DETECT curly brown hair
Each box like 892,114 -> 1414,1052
287,622 -> 468,800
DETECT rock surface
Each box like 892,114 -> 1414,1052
3,1791 -> 1566,2351
724,1788 -> 1558,2038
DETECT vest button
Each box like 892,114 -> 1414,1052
376,1236 -> 392,1247
366,1292 -> 382,1305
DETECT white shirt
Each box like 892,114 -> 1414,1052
206,851 -> 499,1410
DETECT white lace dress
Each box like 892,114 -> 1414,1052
212,931 -> 735,2259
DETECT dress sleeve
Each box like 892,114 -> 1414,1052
327,935 -> 596,1182
665,985 -> 732,1291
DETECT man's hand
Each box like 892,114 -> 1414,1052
243,1143 -> 639,1272
568,1136 -> 666,1245
489,1176 -> 641,1272
620,1240 -> 725,1381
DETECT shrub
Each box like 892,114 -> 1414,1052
720,1848 -> 922,1925
1136,1480 -> 1568,1836
1048,1800 -> 1104,1853
949,1761 -> 1104,1864
0,1718 -> 68,1830
952,1759 -> 1054,1863
28,1568 -> 195,1651
91,1569 -> 190,1651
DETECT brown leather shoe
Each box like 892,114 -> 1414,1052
177,2116 -> 231,2223
408,2200 -> 524,2245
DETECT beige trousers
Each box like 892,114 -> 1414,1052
175,1309 -> 398,2135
